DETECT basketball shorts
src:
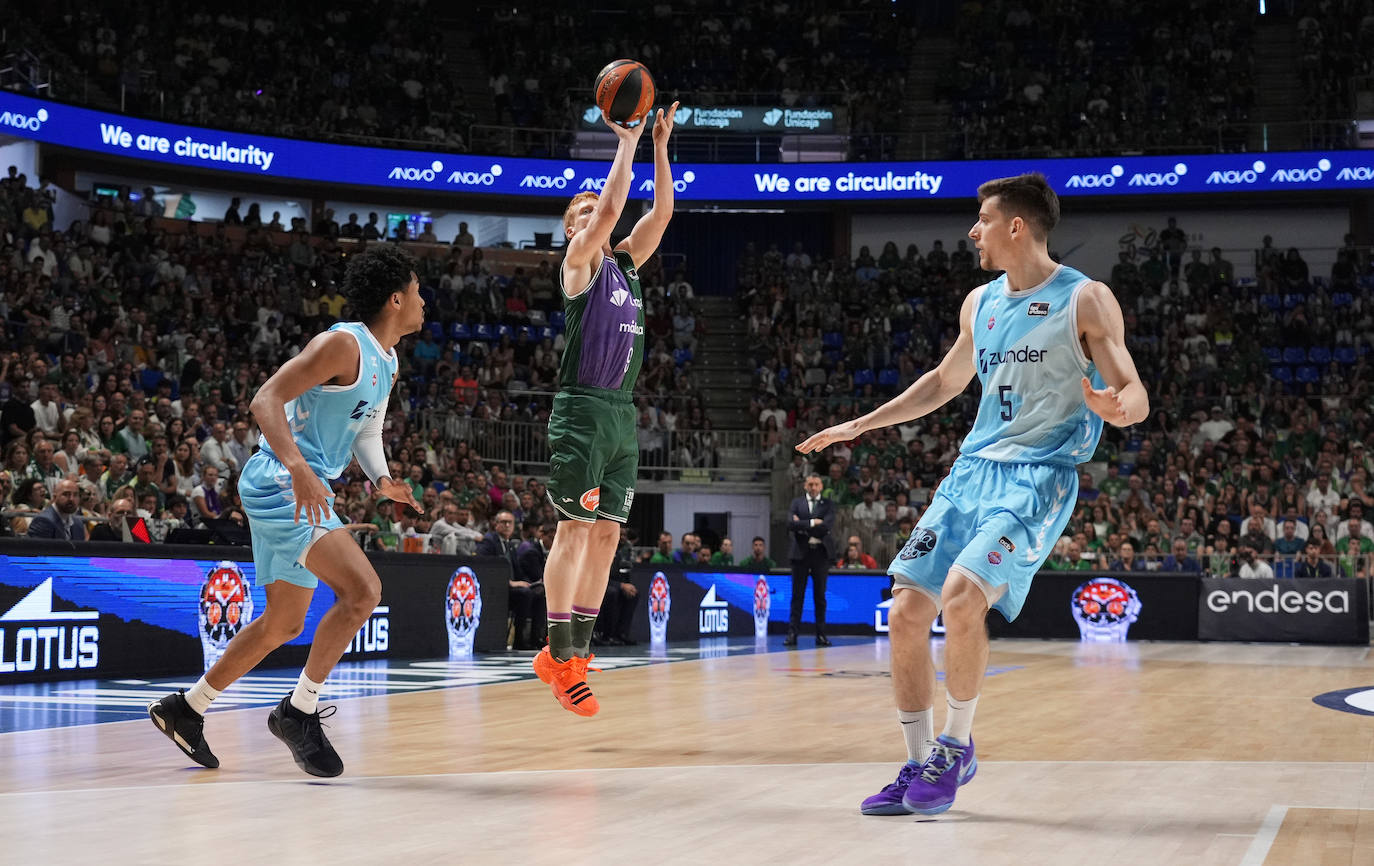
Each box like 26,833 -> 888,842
546,390 -> 637,523
888,455 -> 1078,622
238,452 -> 343,589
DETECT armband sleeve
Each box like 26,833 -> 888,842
352,395 -> 390,484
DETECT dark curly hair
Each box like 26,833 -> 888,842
341,245 -> 417,323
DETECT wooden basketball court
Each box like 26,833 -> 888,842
1,638 -> 1371,865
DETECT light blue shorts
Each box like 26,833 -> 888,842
889,455 -> 1078,621
238,452 -> 343,590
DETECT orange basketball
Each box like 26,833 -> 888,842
593,59 -> 655,127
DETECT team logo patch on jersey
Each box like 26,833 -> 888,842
610,287 -> 629,307
900,528 -> 938,560
987,315 -> 996,330
987,551 -> 1003,565
579,486 -> 601,512
998,536 -> 1016,552
1028,301 -> 1051,317
372,373 -> 378,386
625,266 -> 640,282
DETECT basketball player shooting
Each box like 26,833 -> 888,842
532,100 -> 680,716
797,173 -> 1148,815
149,246 -> 425,777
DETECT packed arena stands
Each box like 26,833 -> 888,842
10,1 -> 469,150
751,230 -> 1374,577
2,2 -> 1372,584
0,177 -> 712,552
26,2 -> 1366,161
944,0 -> 1258,158
9,1 -> 906,159
13,1 -> 911,159
1295,1 -> 1374,125
5,138 -> 1372,585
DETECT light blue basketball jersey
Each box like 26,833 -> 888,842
258,322 -> 398,479
961,264 -> 1105,467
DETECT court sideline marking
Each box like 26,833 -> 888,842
0,760 -> 1366,800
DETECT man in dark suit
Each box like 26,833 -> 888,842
25,479 -> 85,541
787,474 -> 834,646
512,522 -> 553,649
596,525 -> 639,646
477,510 -> 535,650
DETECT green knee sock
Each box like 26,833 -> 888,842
548,615 -> 574,661
571,605 -> 599,657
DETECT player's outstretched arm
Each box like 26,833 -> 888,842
617,101 -> 680,268
564,112 -> 647,295
797,288 -> 980,454
1076,281 -> 1149,427
249,330 -> 358,525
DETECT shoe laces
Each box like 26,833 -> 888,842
884,762 -> 921,793
564,654 -> 602,676
301,705 -> 337,742
919,741 -> 963,785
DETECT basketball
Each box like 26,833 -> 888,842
593,59 -> 655,127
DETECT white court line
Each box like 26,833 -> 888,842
0,761 -> 1370,801
1240,804 -> 1288,866
0,651 -> 725,736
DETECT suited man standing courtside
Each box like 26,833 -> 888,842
787,474 -> 834,646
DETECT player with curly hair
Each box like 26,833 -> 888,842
149,244 -> 425,777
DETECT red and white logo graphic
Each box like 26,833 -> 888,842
648,571 -> 672,644
199,562 -> 253,670
987,551 -> 1002,565
753,576 -> 771,639
1071,577 -> 1142,642
987,315 -> 996,330
579,486 -> 601,512
445,566 -> 483,657
371,373 -> 378,386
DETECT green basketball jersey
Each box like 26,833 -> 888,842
558,249 -> 645,395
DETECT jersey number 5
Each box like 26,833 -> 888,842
998,385 -> 1014,421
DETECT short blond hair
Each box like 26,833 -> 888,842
562,191 -> 599,231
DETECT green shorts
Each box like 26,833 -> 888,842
546,390 -> 638,523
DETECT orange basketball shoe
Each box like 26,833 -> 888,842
533,648 -> 601,716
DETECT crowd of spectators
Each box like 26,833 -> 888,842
20,1 -> 472,151
755,224 -> 1374,576
17,1 -> 913,161
13,2 -> 1374,163
1295,0 -> 1374,128
0,172 -> 713,564
469,1 -> 910,160
946,0 -> 1256,158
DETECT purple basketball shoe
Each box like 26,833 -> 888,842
901,735 -> 977,815
859,761 -> 923,815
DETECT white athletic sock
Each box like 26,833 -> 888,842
184,677 -> 221,716
942,693 -> 979,744
897,708 -> 934,763
289,672 -> 325,715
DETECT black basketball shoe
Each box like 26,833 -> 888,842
267,695 -> 344,778
148,691 -> 219,769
